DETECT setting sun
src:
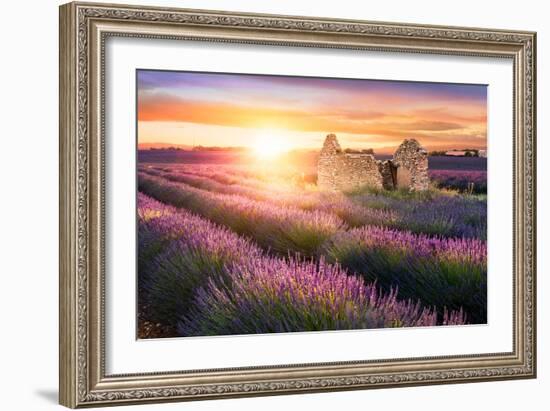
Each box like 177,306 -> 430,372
252,132 -> 290,159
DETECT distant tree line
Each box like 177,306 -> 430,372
192,146 -> 247,152
429,149 -> 480,157
146,146 -> 249,152
344,148 -> 375,154
428,150 -> 447,156
148,146 -> 182,151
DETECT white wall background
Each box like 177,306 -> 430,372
0,0 -> 546,409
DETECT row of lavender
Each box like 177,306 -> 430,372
145,164 -> 488,194
142,166 -> 487,240
138,173 -> 487,324
138,193 -> 465,336
429,170 -> 487,194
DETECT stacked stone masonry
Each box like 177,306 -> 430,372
317,134 -> 429,192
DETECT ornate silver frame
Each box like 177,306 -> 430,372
59,1 -> 537,408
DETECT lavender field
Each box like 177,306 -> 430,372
137,154 -> 486,338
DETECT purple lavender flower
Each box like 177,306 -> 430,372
138,193 -> 263,325
353,192 -> 487,239
137,163 -> 486,334
323,225 -> 487,323
138,172 -> 346,257
179,257 -> 465,336
138,193 -> 467,335
142,167 -> 486,240
430,169 -> 487,193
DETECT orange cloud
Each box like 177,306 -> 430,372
138,94 -> 485,140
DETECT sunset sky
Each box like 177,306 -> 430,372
137,70 -> 487,154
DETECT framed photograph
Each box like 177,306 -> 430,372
59,1 -> 537,408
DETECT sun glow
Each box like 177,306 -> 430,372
252,132 -> 290,159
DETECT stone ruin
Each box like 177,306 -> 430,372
391,138 -> 430,191
317,134 -> 429,192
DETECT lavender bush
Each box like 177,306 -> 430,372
138,193 -> 466,335
142,168 -> 485,239
137,157 -> 487,336
139,193 -> 262,324
430,169 -> 487,194
323,226 -> 487,323
179,257 -> 465,336
138,173 -> 345,257
141,168 -> 396,228
146,225 -> 264,325
139,174 -> 487,323
353,192 -> 487,239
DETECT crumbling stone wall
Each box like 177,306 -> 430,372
392,139 -> 429,191
318,134 -> 383,191
317,134 -> 342,190
317,134 -> 429,192
337,154 -> 383,191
